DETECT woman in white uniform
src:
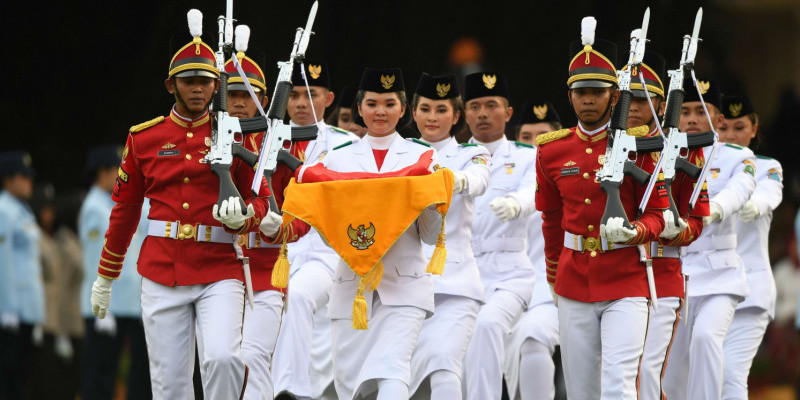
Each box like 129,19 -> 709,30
323,67 -> 444,400
406,73 -> 490,399
663,78 -> 757,400
718,92 -> 783,399
504,100 -> 562,400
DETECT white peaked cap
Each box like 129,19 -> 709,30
581,16 -> 596,46
235,25 -> 250,53
187,9 -> 203,37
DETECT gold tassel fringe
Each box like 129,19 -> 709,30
352,293 -> 368,330
426,214 -> 447,275
366,260 -> 384,291
270,232 -> 290,288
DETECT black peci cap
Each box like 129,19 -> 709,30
415,73 -> 460,100
463,71 -> 510,102
337,86 -> 357,109
683,77 -> 722,110
292,61 -> 331,89
358,67 -> 405,93
721,92 -> 755,119
0,150 -> 35,177
517,100 -> 562,126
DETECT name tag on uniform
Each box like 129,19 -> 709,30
561,167 -> 579,176
158,150 -> 180,157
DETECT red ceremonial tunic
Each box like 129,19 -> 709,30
241,132 -> 311,291
98,108 -> 268,286
646,144 -> 710,298
535,125 -> 668,302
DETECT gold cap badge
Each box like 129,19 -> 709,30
698,80 -> 710,95
729,102 -> 743,118
380,74 -> 396,90
309,64 -> 322,80
436,82 -> 451,98
482,74 -> 497,89
533,104 -> 548,120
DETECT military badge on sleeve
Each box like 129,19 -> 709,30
743,160 -> 756,176
768,168 -> 782,182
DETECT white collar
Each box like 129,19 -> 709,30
578,121 -> 610,136
366,132 -> 398,150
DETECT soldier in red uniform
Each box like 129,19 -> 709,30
88,13 -> 270,399
631,52 -> 709,400
218,27 -> 311,400
534,17 -> 668,400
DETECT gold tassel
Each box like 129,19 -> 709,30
366,260 -> 384,291
583,44 -> 592,64
426,214 -> 447,275
270,231 -> 290,288
193,36 -> 202,55
351,294 -> 368,330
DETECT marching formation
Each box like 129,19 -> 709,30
0,2 -> 785,400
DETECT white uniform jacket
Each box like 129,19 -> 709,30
735,156 -> 782,317
324,134 -> 443,319
683,143 -> 757,298
288,122 -> 359,273
422,139 -> 490,302
469,137 -> 537,305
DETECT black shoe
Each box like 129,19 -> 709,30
274,391 -> 298,400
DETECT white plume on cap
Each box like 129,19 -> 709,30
187,9 -> 203,37
235,25 -> 250,53
581,16 -> 596,46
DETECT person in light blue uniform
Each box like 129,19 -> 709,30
0,150 -> 44,399
718,92 -> 784,399
78,145 -> 151,400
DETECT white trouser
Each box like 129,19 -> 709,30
331,294 -> 426,400
722,307 -> 770,400
464,289 -> 526,400
141,278 -> 246,400
558,296 -> 650,400
272,262 -> 333,397
663,294 -> 740,400
639,297 -> 682,400
409,294 -> 480,399
504,302 -> 559,400
241,290 -> 284,400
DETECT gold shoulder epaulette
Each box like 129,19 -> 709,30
130,116 -> 165,133
536,128 -> 571,146
626,125 -> 650,137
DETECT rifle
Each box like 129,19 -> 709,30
250,1 -> 320,215
645,8 -> 714,226
597,9 -> 654,230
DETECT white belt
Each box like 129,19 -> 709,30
245,232 -> 281,249
471,237 -> 526,254
147,219 -> 236,244
689,234 -> 737,251
649,242 -> 681,258
563,231 -> 633,253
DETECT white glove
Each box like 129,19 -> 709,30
32,325 -> 43,347
600,217 -> 637,243
91,275 -> 113,319
452,170 -> 468,194
660,210 -> 688,240
94,313 -> 117,336
213,197 -> 255,230
259,211 -> 283,238
702,201 -> 723,226
1,311 -> 19,331
489,196 -> 521,222
54,335 -> 74,360
549,285 -> 559,307
739,199 -> 759,223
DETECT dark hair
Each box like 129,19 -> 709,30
325,106 -> 341,126
410,94 -> 466,136
747,113 -> 762,150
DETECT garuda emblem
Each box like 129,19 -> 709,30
309,64 -> 322,80
381,74 -> 395,90
729,102 -> 743,118
482,74 -> 497,89
436,82 -> 451,98
533,104 -> 548,120
698,80 -> 710,95
348,223 -> 376,250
